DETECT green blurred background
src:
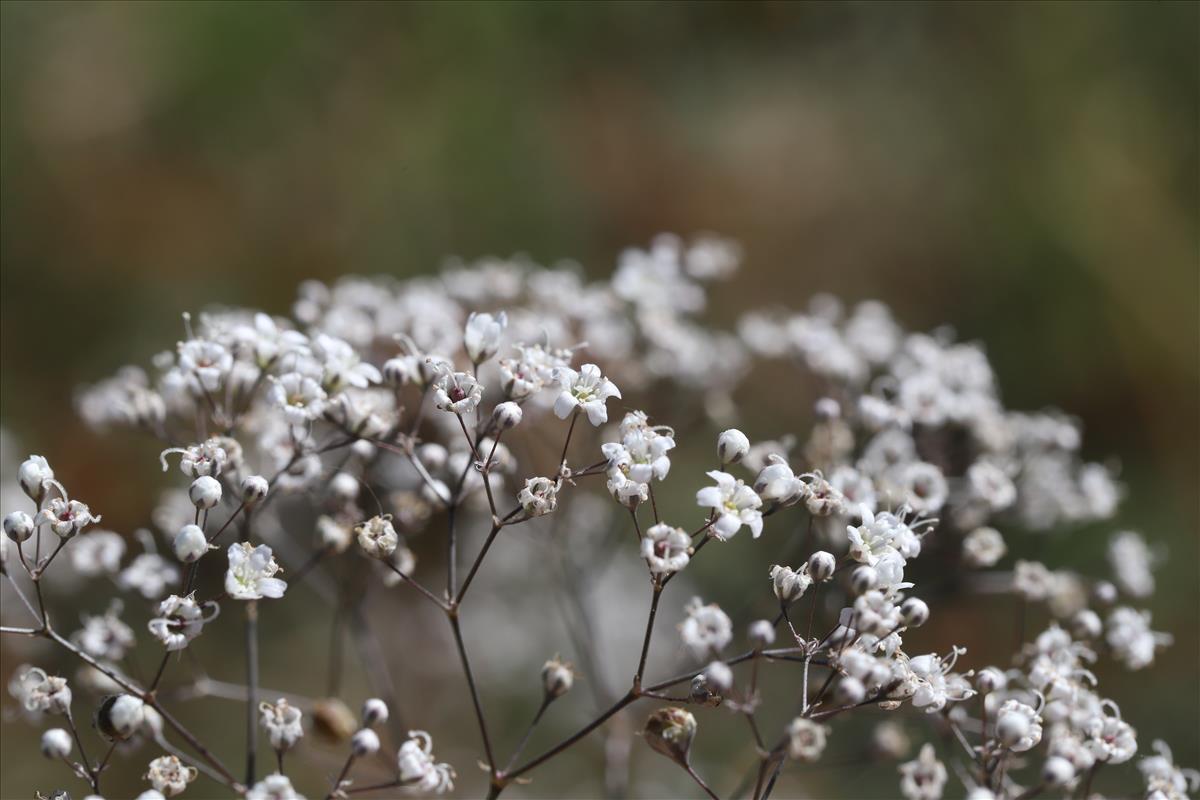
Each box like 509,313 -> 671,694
1,2 -> 1196,798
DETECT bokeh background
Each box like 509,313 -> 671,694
1,2 -> 1196,798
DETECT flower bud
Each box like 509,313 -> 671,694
835,676 -> 866,705
351,728 -> 381,757
996,710 -> 1030,747
807,551 -> 836,582
18,456 -> 54,503
1042,756 -> 1075,786
492,402 -> 523,431
464,311 -> 507,364
313,698 -> 357,742
355,516 -> 398,560
1092,580 -> 1118,606
330,472 -> 360,501
541,657 -> 575,699
703,661 -> 733,694
317,516 -> 352,554
900,597 -> 929,627
975,667 -> 1007,694
188,476 -> 222,510
362,698 -> 389,727
717,429 -> 750,465
689,674 -> 720,706
97,694 -> 145,741
173,524 -> 209,563
814,397 -> 841,420
748,619 -> 776,649
850,565 -> 877,595
4,511 -> 35,543
643,707 -> 697,766
1071,609 -> 1102,640
770,564 -> 811,604
40,728 -> 72,759
241,475 -> 269,505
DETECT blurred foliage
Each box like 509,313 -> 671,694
1,2 -> 1196,798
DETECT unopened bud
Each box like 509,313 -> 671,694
362,698 -> 389,727
188,476 -> 222,510
703,661 -> 733,693
541,657 -> 574,699
351,728 -> 380,757
240,475 -> 269,505
4,511 -> 34,543
643,707 -> 697,767
97,694 -> 145,741
900,597 -> 929,627
850,565 -> 877,595
40,728 -> 72,759
173,524 -> 209,563
717,429 -> 750,465
807,551 -> 836,582
770,564 -> 811,604
748,619 -> 776,649
492,402 -> 523,431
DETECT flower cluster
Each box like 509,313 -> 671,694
0,234 -> 1189,800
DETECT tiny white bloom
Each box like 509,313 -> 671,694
697,471 -> 763,540
398,730 -> 455,795
553,363 -> 621,426
640,523 -> 690,575
464,311 -> 507,364
225,542 -> 287,600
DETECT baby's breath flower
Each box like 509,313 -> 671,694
518,477 -> 558,518
552,363 -> 621,426
464,311 -> 507,364
433,369 -> 484,415
225,542 -> 287,600
36,494 -> 101,539
962,527 -> 1006,568
144,754 -> 198,797
148,594 -> 215,651
246,773 -> 306,800
260,698 -> 304,753
640,523 -> 690,575
898,743 -> 948,800
397,730 -> 455,795
680,597 -> 732,659
14,669 -> 72,715
40,728 -> 72,759
3,511 -> 34,543
355,516 -> 399,560
541,656 -> 575,699
696,470 -> 763,540
643,707 -> 697,767
18,455 -> 55,502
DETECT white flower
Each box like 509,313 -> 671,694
1085,713 -> 1138,764
770,564 -> 812,603
260,698 -> 304,752
98,694 -> 145,740
696,471 -> 763,540
72,601 -> 136,661
225,542 -> 287,600
18,455 -> 54,501
962,527 -> 1006,568
246,773 -> 306,800
995,699 -> 1043,752
433,369 -> 484,415
144,754 -> 198,797
641,524 -> 690,575
1106,607 -> 1172,670
70,530 -> 126,576
786,718 -> 829,761
606,469 -> 648,510
356,516 -> 399,559
553,363 -> 621,426
13,668 -> 72,714
518,477 -> 558,518
753,455 -> 804,506
1013,560 -> 1056,601
159,439 -> 228,478
602,412 -> 675,484
36,495 -> 101,539
398,730 -> 455,795
119,553 -> 180,600
680,597 -> 733,659
41,728 -> 73,759
1107,531 -> 1157,598
898,743 -> 948,800
967,461 -> 1016,511
148,594 -> 214,651
907,648 -> 975,713
269,372 -> 328,426
464,311 -> 507,364
312,333 -> 381,390
717,429 -> 750,465
178,339 -> 232,392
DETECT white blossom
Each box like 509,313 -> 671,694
696,470 -> 763,540
397,730 -> 455,795
225,542 -> 287,600
552,363 -> 621,426
640,523 -> 690,575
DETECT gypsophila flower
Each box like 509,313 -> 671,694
1107,531 -> 1157,598
355,516 -> 399,559
397,730 -> 455,795
173,524 -> 209,563
753,455 -> 804,506
3,511 -> 34,542
962,527 -> 1006,568
148,594 -> 215,651
433,369 -> 484,415
697,470 -> 763,539
643,707 -> 697,767
995,699 -> 1043,751
225,542 -> 287,600
1139,740 -> 1200,800
717,428 -> 750,465
260,698 -> 304,752
246,773 -> 306,800
640,523 -> 690,575
159,439 -> 228,477
72,601 -> 135,661
770,564 -> 812,604
69,530 -> 126,575
18,455 -> 54,501
680,597 -> 733,659
36,494 -> 101,539
785,718 -> 829,762
119,553 -> 179,599
178,338 -> 232,392
145,755 -> 198,797
541,657 -> 575,699
553,363 -> 621,426
907,648 -> 975,713
40,728 -> 72,759
1106,607 -> 1172,670
98,694 -> 145,740
518,477 -> 558,518
13,668 -> 72,714
464,311 -> 507,364
898,743 -> 948,800
1085,711 -> 1138,764
269,373 -> 328,426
